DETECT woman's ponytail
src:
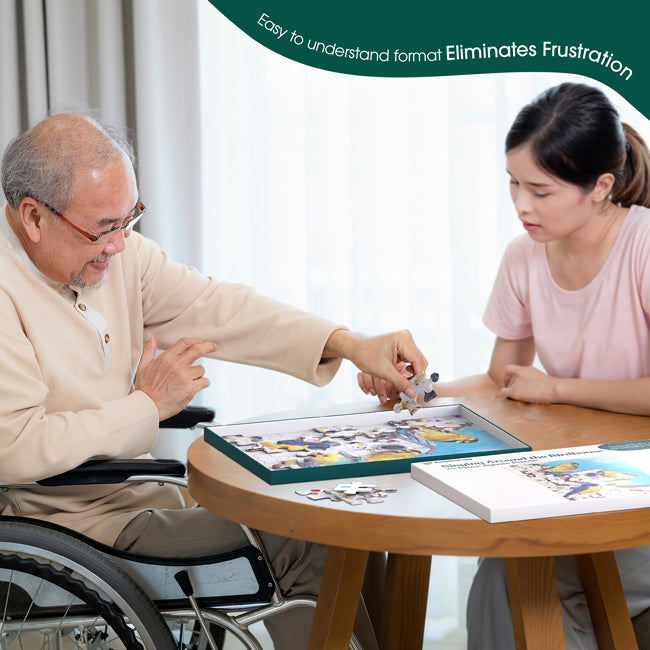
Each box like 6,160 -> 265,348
612,123 -> 650,208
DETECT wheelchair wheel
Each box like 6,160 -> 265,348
0,519 -> 176,649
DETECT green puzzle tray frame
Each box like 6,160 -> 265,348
203,404 -> 531,485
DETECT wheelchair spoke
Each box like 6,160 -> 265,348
1,519 -> 293,650
5,572 -> 41,650
0,554 -> 142,649
0,569 -> 12,637
0,520 -> 180,648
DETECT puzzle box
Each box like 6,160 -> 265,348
203,404 -> 531,485
412,439 -> 650,522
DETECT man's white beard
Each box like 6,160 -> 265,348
66,257 -> 111,292
67,275 -> 106,292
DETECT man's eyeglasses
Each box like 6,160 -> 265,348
27,195 -> 145,244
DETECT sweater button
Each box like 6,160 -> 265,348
78,303 -> 87,311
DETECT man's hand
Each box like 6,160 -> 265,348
135,333 -> 217,421
324,329 -> 428,404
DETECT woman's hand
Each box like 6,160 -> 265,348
500,364 -> 557,404
357,362 -> 413,404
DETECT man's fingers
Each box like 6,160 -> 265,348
181,340 -> 218,365
193,376 -> 211,391
390,370 -> 416,398
396,330 -> 428,376
168,337 -> 216,356
139,332 -> 157,367
163,338 -> 217,366
189,364 -> 207,380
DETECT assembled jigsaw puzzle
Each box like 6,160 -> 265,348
204,404 -> 531,484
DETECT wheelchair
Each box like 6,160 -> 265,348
0,407 -> 362,650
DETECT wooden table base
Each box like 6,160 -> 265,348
307,546 -> 369,650
307,549 -> 432,650
506,552 -> 638,650
576,551 -> 638,650
380,554 -> 431,649
506,556 -> 565,649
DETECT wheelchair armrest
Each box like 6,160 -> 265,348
159,405 -> 216,429
36,458 -> 186,486
22,406 -> 211,487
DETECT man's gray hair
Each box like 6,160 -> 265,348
1,113 -> 136,211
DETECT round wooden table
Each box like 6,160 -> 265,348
188,396 -> 650,649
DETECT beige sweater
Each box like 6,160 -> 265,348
0,216 -> 341,544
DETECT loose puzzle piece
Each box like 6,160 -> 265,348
393,372 -> 440,415
230,436 -> 262,447
335,482 -> 376,495
295,483 -> 397,506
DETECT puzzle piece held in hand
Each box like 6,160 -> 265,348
393,372 -> 440,415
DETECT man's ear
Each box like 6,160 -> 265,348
591,173 -> 616,203
18,198 -> 44,243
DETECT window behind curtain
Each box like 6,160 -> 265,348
197,6 -> 649,425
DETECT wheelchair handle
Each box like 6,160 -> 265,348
174,570 -> 220,650
174,569 -> 194,597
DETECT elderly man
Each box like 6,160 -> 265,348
0,113 -> 428,649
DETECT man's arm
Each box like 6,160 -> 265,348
325,329 -> 428,401
357,335 -> 533,404
135,234 -> 343,387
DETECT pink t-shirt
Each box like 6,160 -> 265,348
483,205 -> 650,381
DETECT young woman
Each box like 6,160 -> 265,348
359,81 -> 650,648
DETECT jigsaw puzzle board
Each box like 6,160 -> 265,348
204,404 -> 531,484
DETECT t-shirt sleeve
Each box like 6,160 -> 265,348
633,211 -> 650,318
482,237 -> 533,341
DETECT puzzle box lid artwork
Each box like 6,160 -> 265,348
203,404 -> 531,484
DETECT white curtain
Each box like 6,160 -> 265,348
0,0 -> 202,266
197,5 -> 650,426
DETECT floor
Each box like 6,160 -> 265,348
425,629 -> 467,649
221,555 -> 474,649
222,622 -> 467,649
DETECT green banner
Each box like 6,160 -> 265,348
207,0 -> 650,120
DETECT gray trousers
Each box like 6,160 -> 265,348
114,506 -> 379,650
466,546 -> 650,650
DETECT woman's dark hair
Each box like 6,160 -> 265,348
505,82 -> 650,208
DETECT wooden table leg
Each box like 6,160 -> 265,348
307,546 -> 369,650
575,551 -> 638,650
379,553 -> 432,650
505,556 -> 565,650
